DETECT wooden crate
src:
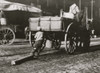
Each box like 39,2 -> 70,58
29,18 -> 39,31
40,17 -> 51,31
51,17 -> 62,31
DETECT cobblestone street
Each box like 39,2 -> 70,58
0,38 -> 100,73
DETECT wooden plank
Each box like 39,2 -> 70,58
11,50 -> 59,65
11,55 -> 33,65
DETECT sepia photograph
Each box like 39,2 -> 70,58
0,0 -> 100,73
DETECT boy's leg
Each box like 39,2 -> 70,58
36,40 -> 44,56
30,48 -> 36,55
31,41 -> 41,58
30,40 -> 38,57
30,40 -> 44,58
30,48 -> 39,58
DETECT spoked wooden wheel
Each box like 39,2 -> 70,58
29,31 -> 35,46
0,27 -> 15,45
67,34 -> 77,54
64,23 -> 77,54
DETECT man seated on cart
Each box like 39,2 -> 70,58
30,26 -> 44,58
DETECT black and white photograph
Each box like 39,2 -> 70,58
0,0 -> 100,73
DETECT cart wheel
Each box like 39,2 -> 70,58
53,40 -> 61,50
64,23 -> 76,54
0,27 -> 15,45
29,31 -> 35,46
67,34 -> 77,54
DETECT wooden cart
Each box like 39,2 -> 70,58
29,15 -> 90,54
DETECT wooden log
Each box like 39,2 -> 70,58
11,49 -> 59,65
11,55 -> 33,65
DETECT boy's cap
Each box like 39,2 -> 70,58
37,26 -> 41,30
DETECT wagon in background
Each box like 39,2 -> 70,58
0,0 -> 41,45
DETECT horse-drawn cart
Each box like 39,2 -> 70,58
29,11 -> 91,54
0,0 -> 42,46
